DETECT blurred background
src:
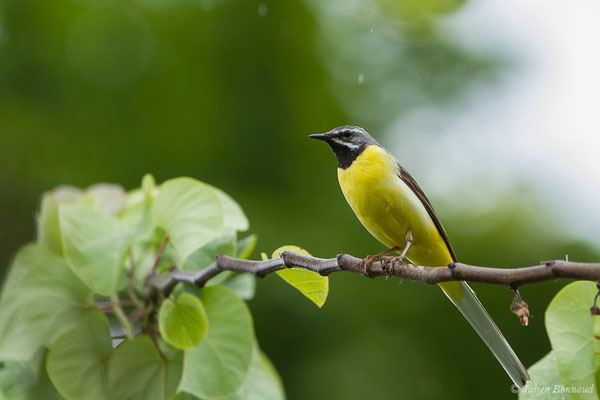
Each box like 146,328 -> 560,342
1,0 -> 599,398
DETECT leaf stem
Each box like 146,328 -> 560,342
127,287 -> 144,310
147,328 -> 167,361
128,250 -> 136,278
111,294 -> 134,340
97,300 -> 135,309
126,249 -> 145,309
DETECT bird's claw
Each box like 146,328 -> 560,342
381,257 -> 393,280
358,254 -> 381,278
358,246 -> 403,279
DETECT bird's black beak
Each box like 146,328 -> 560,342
308,133 -> 330,141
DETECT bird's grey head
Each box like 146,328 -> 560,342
309,125 -> 380,169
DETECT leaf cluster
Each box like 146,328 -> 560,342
0,175 -> 328,400
520,282 -> 600,400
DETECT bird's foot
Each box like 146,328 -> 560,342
381,257 -> 394,279
358,246 -> 400,278
358,254 -> 381,278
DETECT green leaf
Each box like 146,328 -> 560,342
152,178 -> 224,263
594,316 -> 600,396
210,186 -> 248,232
155,241 -> 181,274
159,293 -> 208,350
120,175 -> 156,244
17,245 -> 94,347
129,242 -> 160,283
37,187 -> 82,255
270,246 -> 328,308
107,335 -> 183,400
141,173 -> 157,192
0,245 -> 47,361
173,349 -> 284,400
18,247 -> 94,346
220,274 -> 256,301
170,393 -> 196,400
119,191 -> 152,240
236,235 -> 257,260
0,360 -> 37,398
545,281 -> 598,399
179,286 -> 254,399
60,204 -> 127,296
46,309 -> 112,400
0,349 -> 60,400
17,367 -> 60,400
229,349 -> 285,400
86,184 -> 126,216
184,231 -> 236,271
519,351 -> 573,400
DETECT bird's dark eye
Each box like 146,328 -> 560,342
341,131 -> 352,140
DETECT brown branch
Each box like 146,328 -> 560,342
149,252 -> 600,296
149,236 -> 169,275
146,252 -> 600,324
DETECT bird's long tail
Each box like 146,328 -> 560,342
439,281 -> 530,388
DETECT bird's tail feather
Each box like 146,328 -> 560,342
440,281 -> 530,388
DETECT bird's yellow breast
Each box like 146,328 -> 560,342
337,145 -> 454,267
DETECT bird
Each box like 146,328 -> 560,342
309,125 -> 529,388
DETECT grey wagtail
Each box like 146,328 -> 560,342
309,125 -> 529,388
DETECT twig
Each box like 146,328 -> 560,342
147,328 -> 166,361
96,300 -> 135,309
148,251 -> 600,294
150,236 -> 169,275
146,252 -> 600,324
150,253 -> 600,292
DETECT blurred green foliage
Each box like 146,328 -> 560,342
0,176 -> 286,399
1,0 -> 598,399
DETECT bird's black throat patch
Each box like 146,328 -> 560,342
328,142 -> 367,169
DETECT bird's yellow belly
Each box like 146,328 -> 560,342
337,146 -> 453,267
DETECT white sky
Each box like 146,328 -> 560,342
387,0 -> 600,246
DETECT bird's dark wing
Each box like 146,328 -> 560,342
397,163 -> 457,262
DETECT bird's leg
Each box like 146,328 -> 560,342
359,246 -> 400,278
383,230 -> 413,280
398,230 -> 413,260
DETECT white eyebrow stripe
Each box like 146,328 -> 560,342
331,138 -> 360,150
